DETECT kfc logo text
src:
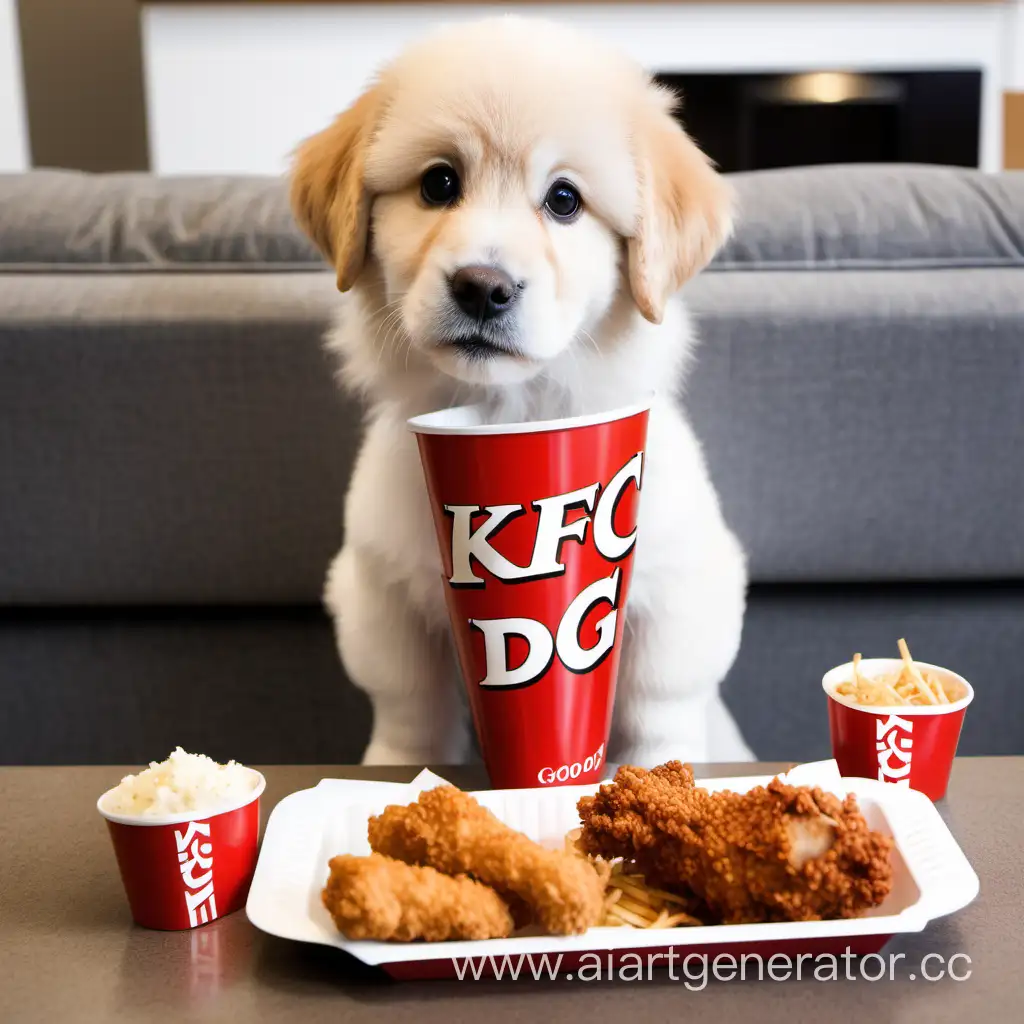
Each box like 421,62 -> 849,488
876,714 -> 914,785
447,453 -> 642,690
175,821 -> 218,927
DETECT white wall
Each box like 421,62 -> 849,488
0,0 -> 29,171
143,2 -> 1012,175
1008,0 -> 1024,91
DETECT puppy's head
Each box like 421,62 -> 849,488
291,17 -> 731,387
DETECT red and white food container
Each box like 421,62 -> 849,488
98,769 -> 265,930
409,400 -> 650,789
246,763 -> 979,980
823,660 -> 974,802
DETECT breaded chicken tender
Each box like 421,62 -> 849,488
322,853 -> 514,941
577,762 -> 893,924
368,786 -> 606,935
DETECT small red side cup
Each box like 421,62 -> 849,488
97,770 -> 265,930
410,400 -> 650,790
823,660 -> 974,801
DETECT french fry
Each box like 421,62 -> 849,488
607,904 -> 660,928
898,638 -> 938,705
852,652 -> 863,689
610,875 -> 664,905
615,895 -> 661,921
625,881 -> 693,907
664,911 -> 704,927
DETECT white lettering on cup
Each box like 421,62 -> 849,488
554,569 -> 621,673
472,568 -> 623,688
591,453 -> 643,561
469,617 -> 554,689
446,504 -> 535,586
537,743 -> 605,785
175,821 -> 218,927
528,484 -> 600,579
876,714 -> 914,785
445,451 -> 644,587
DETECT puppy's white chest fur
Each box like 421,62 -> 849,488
338,410 -> 451,629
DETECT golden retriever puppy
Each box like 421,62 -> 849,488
291,16 -> 753,766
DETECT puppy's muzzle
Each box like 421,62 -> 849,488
449,265 -> 522,323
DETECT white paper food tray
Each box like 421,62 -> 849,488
246,762 -> 978,979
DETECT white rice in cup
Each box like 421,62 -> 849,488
97,748 -> 265,929
99,747 -> 260,821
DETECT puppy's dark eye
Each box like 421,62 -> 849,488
544,180 -> 582,221
421,164 -> 461,206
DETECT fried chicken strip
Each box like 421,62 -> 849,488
577,762 -> 893,924
368,786 -> 606,935
321,853 -> 514,942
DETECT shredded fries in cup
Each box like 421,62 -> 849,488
833,639 -> 960,707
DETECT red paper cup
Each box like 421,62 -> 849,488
97,769 -> 265,930
823,660 -> 973,801
410,400 -> 650,789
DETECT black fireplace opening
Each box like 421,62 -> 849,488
653,70 -> 981,172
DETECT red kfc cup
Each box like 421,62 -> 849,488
823,659 -> 973,801
98,768 -> 265,930
409,399 -> 650,789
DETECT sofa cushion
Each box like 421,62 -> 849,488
1,164 -> 1022,271
0,171 -> 322,270
685,266 -> 1024,583
717,164 -> 1024,270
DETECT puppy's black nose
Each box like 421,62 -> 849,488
450,265 -> 519,321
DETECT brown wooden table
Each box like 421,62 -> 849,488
1,759 -> 1017,1022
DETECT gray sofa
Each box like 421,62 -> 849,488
1,164 -> 1022,767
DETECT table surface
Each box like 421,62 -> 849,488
1,759 -> 1017,1023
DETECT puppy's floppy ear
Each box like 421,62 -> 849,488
627,89 -> 734,324
290,86 -> 383,292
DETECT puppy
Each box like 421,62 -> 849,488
291,16 -> 754,766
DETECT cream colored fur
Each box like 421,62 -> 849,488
291,16 -> 754,765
